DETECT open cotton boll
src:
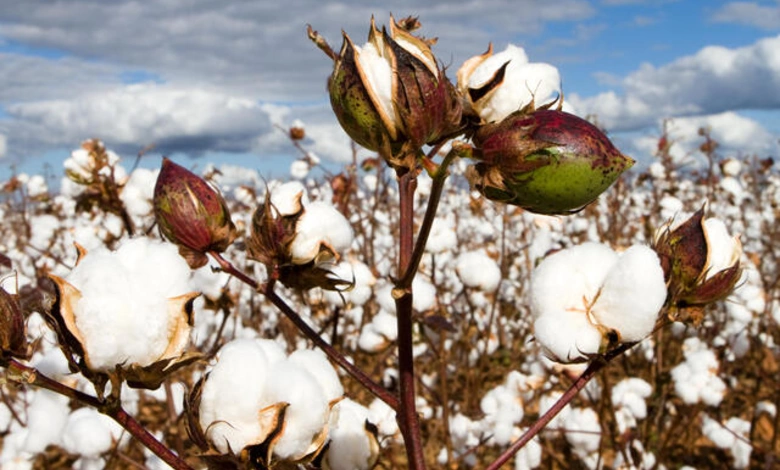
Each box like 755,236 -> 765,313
62,407 -> 123,457
22,390 -> 69,454
323,260 -> 376,306
325,398 -> 377,470
270,181 -> 309,216
290,201 -> 353,265
287,348 -> 344,401
533,308 -> 603,361
591,245 -> 666,342
199,339 -> 277,454
564,407 -> 602,455
120,168 -> 157,219
64,238 -> 193,371
456,251 -> 502,292
530,242 -> 618,318
703,218 -> 741,277
265,359 -> 330,460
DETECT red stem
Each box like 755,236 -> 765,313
485,342 -> 635,470
395,170 -> 427,470
3,359 -> 193,470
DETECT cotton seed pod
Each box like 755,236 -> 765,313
653,208 -> 742,324
0,274 -> 27,359
153,157 -> 237,269
467,109 -> 634,215
318,16 -> 462,170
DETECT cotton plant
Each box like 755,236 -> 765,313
0,13 -> 755,470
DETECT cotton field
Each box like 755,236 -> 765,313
0,128 -> 777,470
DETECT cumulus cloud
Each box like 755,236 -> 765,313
0,0 -> 597,163
0,0 -> 594,102
626,112 -> 777,167
569,35 -> 780,131
7,84 -> 272,155
710,1 -> 780,30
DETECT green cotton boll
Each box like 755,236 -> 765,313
468,109 -> 634,215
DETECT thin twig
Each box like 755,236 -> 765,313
2,359 -> 193,470
485,342 -> 636,470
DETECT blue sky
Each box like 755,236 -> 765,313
0,0 -> 778,180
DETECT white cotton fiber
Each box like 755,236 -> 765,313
591,245 -> 666,342
456,251 -> 502,292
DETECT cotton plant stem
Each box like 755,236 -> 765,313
208,252 -> 400,411
395,170 -> 427,470
485,342 -> 636,470
2,359 -> 194,470
399,142 -> 471,289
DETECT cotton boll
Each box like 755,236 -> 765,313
64,238 -> 194,371
426,216 -> 458,254
456,251 -> 502,292
199,339 -> 276,454
270,181 -> 309,216
288,348 -> 344,401
290,201 -> 353,265
412,276 -> 437,312
22,390 -> 69,454
324,399 -> 378,470
533,308 -> 602,362
290,160 -> 311,180
514,431 -> 542,470
62,407 -> 123,457
591,245 -> 666,342
120,168 -> 157,220
530,242 -> 618,319
564,407 -> 601,455
702,218 -> 740,277
265,360 -> 330,460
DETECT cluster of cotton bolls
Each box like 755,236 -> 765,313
0,133 -> 774,469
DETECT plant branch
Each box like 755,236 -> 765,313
395,169 -> 427,470
485,342 -> 636,470
2,359 -> 193,470
208,252 -> 400,411
399,142 -> 472,288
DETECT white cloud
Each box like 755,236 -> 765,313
0,134 -> 7,158
710,1 -> 780,30
569,35 -> 780,131
626,112 -> 777,167
7,84 -> 272,155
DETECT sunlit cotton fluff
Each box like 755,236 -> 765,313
290,201 -> 354,265
457,44 -> 565,123
198,339 -> 343,461
530,243 -> 666,362
456,250 -> 502,292
56,237 -> 194,371
322,398 -> 379,470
